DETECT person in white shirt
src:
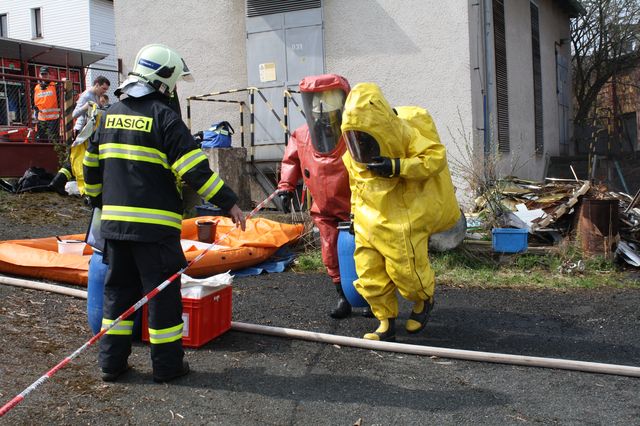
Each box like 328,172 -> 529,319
73,76 -> 111,137
48,76 -> 111,195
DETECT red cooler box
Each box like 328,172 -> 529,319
142,285 -> 232,348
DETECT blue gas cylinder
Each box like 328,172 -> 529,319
87,250 -> 142,337
87,251 -> 107,335
337,222 -> 368,307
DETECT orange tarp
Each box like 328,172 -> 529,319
0,216 -> 303,286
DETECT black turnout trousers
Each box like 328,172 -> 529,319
99,237 -> 187,376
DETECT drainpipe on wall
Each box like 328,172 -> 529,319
481,0 -> 495,180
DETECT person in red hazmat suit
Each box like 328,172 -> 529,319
341,82 -> 461,341
277,74 -> 364,319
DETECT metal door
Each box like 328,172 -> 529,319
246,6 -> 323,162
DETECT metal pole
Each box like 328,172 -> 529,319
63,79 -> 74,146
283,90 -> 288,146
239,102 -> 244,148
250,89 -> 255,164
186,98 -> 191,131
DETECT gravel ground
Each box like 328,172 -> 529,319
1,192 -> 640,425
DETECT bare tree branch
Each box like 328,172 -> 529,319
572,0 -> 640,126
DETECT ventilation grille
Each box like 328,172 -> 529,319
493,0 -> 510,153
246,0 -> 321,17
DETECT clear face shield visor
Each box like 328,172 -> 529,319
301,89 -> 346,153
344,130 -> 381,164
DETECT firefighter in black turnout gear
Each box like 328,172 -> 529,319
84,44 -> 246,383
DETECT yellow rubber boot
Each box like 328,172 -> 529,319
363,318 -> 396,342
405,299 -> 434,333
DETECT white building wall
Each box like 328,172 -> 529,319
324,0 -> 473,201
498,0 -> 571,181
88,0 -> 117,98
114,1 -> 473,164
113,0 -> 247,135
325,1 -> 473,139
540,0 -> 573,157
1,0 -> 117,97
113,0 -> 573,197
502,0 -> 539,179
0,0 -> 90,49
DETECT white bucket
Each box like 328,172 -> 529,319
57,240 -> 86,256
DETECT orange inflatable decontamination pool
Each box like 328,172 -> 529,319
0,216 -> 304,286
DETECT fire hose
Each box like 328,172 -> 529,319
0,190 -> 279,417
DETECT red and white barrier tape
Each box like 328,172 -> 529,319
0,190 -> 278,417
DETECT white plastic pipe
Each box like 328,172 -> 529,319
0,275 -> 87,299
231,321 -> 640,378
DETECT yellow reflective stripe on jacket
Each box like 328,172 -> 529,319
83,151 -> 100,168
59,167 -> 72,179
101,319 -> 134,335
99,143 -> 170,169
84,182 -> 102,197
172,149 -> 208,177
102,205 -> 183,230
148,323 -> 183,344
198,173 -> 224,201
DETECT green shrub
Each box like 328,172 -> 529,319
293,250 -> 324,272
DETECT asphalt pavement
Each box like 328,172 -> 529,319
1,271 -> 639,425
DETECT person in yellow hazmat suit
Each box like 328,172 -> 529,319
49,101 -> 104,195
341,82 -> 461,341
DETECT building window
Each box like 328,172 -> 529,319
31,8 -> 42,38
531,2 -> 543,155
493,0 -> 510,152
0,14 -> 7,37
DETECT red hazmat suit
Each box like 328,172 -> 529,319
277,74 -> 351,283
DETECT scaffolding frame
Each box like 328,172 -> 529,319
186,87 -> 307,204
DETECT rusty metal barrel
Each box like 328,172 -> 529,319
577,198 -> 619,258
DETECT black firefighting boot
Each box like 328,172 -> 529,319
48,172 -> 68,196
405,298 -> 435,334
101,364 -> 131,382
153,361 -> 190,383
363,318 -> 396,342
330,282 -> 352,319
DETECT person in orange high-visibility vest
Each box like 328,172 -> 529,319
33,66 -> 60,143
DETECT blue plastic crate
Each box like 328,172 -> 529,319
492,228 -> 528,253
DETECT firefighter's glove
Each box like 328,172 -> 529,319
366,156 -> 400,178
277,190 -> 293,213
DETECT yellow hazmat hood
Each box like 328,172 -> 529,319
341,82 -> 412,159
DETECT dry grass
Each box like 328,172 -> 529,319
446,109 -> 531,229
0,190 -> 88,226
